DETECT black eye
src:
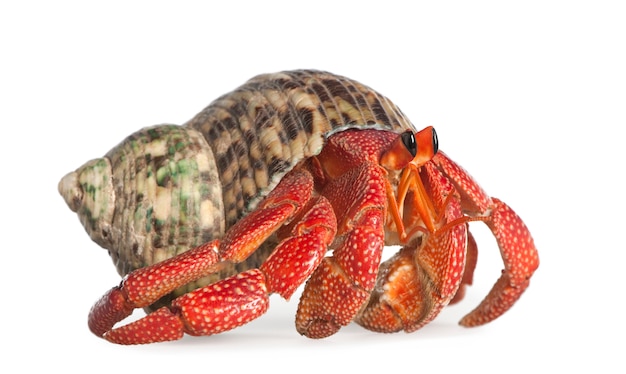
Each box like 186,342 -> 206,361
401,131 -> 417,157
431,127 -> 439,154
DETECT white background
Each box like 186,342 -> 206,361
2,1 -> 624,372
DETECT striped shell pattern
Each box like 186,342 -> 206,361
59,70 -> 416,306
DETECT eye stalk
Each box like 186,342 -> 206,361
380,127 -> 438,171
412,126 -> 438,167
380,130 -> 419,171
400,131 -> 417,157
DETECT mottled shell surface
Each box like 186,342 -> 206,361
59,70 -> 416,305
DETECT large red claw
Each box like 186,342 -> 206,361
355,171 -> 467,333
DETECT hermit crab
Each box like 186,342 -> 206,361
59,70 -> 539,345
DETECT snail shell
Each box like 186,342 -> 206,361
59,70 -> 415,305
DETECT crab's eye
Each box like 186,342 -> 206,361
431,127 -> 439,155
400,131 -> 417,157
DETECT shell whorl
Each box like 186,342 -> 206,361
59,125 -> 224,276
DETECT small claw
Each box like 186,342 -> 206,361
460,198 -> 539,326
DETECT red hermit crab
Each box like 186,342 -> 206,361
59,70 -> 539,344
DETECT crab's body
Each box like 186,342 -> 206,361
59,70 -> 539,344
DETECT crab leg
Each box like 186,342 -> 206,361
100,268 -> 269,344
88,241 -> 221,340
89,166 -> 337,344
459,197 -> 539,326
295,163 -> 388,338
431,152 -> 540,326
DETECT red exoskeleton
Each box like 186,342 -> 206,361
59,70 -> 539,344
